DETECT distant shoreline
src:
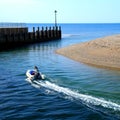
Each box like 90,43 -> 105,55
56,34 -> 120,70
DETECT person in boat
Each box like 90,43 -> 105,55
34,66 -> 42,79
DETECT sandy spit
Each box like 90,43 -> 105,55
56,34 -> 120,70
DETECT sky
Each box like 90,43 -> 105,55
0,0 -> 120,23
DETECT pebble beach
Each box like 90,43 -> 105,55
56,34 -> 120,70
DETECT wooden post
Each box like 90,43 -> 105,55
59,26 -> 61,39
49,27 -> 52,39
37,27 -> 40,40
45,27 -> 48,39
33,27 -> 35,40
55,26 -> 58,38
41,27 -> 44,40
52,27 -> 55,39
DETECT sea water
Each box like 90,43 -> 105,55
0,23 -> 120,120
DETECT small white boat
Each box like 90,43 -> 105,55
26,69 -> 45,81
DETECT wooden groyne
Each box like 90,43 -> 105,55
0,26 -> 61,50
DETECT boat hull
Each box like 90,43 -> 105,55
26,70 -> 45,81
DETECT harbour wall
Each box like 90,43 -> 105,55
0,26 -> 61,50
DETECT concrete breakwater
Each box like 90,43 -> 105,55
0,26 -> 61,50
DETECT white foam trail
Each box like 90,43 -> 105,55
25,78 -> 40,88
33,80 -> 120,111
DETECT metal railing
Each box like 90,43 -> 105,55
0,23 -> 26,28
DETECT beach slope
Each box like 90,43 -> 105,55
56,34 -> 120,69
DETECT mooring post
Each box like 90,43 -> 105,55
59,26 -> 61,39
33,27 -> 35,40
49,27 -> 52,39
45,27 -> 48,39
41,27 -> 44,40
52,26 -> 55,39
37,27 -> 40,40
55,26 -> 58,38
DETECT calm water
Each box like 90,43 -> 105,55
0,23 -> 120,120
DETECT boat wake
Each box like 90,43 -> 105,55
26,78 -> 120,116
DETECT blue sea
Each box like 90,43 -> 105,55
0,23 -> 120,120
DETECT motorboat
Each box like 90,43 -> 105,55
26,69 -> 45,81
